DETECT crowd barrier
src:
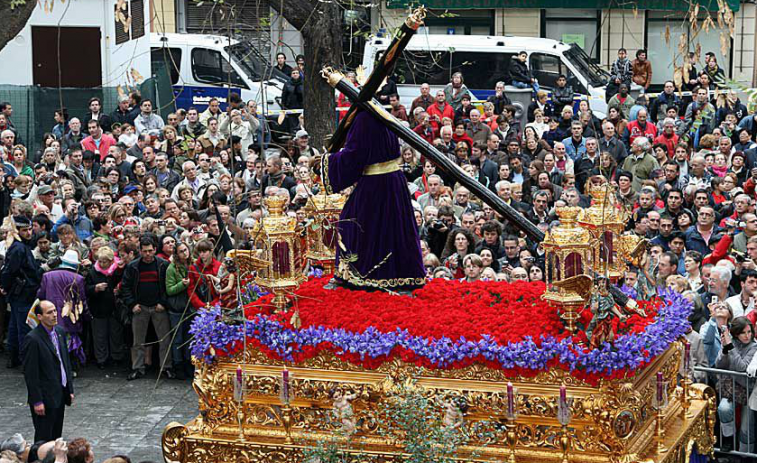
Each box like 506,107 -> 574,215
695,365 -> 757,460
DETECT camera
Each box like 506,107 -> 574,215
431,220 -> 446,230
733,250 -> 748,263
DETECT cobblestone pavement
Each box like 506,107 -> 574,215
0,352 -> 198,463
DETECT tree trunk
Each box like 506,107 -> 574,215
0,2 -> 38,53
276,1 -> 342,150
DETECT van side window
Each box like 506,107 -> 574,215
452,52 -> 513,90
530,53 -> 585,93
151,47 -> 182,85
191,48 -> 247,88
385,51 -> 514,89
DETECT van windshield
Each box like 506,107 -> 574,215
564,44 -> 609,87
225,42 -> 288,83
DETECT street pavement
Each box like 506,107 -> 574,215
0,352 -> 198,463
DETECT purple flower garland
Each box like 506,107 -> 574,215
189,289 -> 691,377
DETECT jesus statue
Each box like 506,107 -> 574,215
319,110 -> 426,290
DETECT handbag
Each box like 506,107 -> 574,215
192,265 -> 212,303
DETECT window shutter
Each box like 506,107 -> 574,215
131,0 -> 145,40
114,1 -> 130,45
184,0 -> 271,48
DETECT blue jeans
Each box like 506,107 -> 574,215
718,397 -> 756,453
7,298 -> 33,358
511,80 -> 540,94
169,311 -> 191,366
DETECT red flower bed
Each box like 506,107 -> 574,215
245,277 -> 660,347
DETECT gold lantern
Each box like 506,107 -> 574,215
578,182 -> 627,283
303,191 -> 346,274
254,196 -> 308,310
542,207 -> 596,333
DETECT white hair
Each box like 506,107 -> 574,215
710,266 -> 732,284
633,137 -> 651,151
495,180 -> 511,191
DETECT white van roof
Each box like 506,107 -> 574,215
150,32 -> 239,48
367,34 -> 570,53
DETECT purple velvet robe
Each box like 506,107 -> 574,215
326,111 -> 425,289
37,269 -> 89,361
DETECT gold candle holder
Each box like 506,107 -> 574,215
237,405 -> 245,441
655,408 -> 668,454
281,404 -> 294,444
505,417 -> 518,463
653,373 -> 668,454
681,377 -> 693,419
559,424 -> 571,463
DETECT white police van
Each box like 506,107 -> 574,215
150,33 -> 284,112
363,34 -> 634,119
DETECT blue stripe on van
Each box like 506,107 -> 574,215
173,85 -> 233,111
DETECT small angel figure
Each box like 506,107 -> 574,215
211,257 -> 237,311
586,277 -> 628,348
332,389 -> 358,433
442,397 -> 467,429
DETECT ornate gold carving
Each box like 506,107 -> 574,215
169,342 -> 714,463
161,422 -> 188,462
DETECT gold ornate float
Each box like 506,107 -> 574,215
162,342 -> 715,463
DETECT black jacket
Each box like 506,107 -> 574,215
552,85 -> 574,111
487,93 -> 512,115
111,107 -> 138,126
282,78 -> 304,110
23,325 -> 74,407
82,113 -> 113,133
120,256 -> 170,310
0,238 -> 42,301
85,266 -> 122,318
509,58 -> 532,83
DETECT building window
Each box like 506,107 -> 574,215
646,11 -> 731,87
541,9 -> 600,61
114,0 -> 146,45
421,9 -> 495,36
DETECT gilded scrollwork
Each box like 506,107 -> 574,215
168,341 -> 714,463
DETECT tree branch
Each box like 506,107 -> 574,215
0,1 -> 38,53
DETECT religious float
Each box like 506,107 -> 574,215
161,9 -> 715,463
161,182 -> 715,463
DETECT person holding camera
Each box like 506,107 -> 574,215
0,216 -> 43,368
715,316 -> 757,453
725,269 -> 757,319
700,300 -> 733,367
731,213 -> 757,254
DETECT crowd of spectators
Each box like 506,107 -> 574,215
0,47 -> 754,460
0,433 -> 153,463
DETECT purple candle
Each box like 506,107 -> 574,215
656,372 -> 664,403
559,385 -> 567,410
684,341 -> 691,371
282,368 -> 290,403
236,365 -> 243,384
507,382 -> 514,416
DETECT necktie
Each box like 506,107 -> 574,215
50,330 -> 68,388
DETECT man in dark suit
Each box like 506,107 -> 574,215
23,300 -> 75,442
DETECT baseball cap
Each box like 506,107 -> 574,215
295,129 -> 309,139
38,185 -> 54,195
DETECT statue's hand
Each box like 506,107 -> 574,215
310,154 -> 323,170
